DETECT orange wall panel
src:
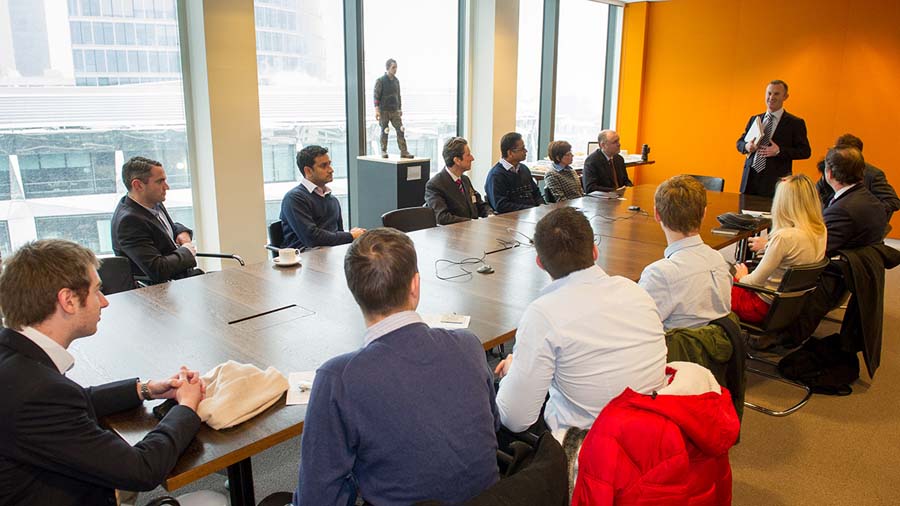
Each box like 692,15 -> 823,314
621,0 -> 900,236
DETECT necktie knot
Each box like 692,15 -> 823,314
455,178 -> 465,195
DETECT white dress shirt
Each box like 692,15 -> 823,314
496,265 -> 668,433
19,326 -> 75,373
639,235 -> 733,330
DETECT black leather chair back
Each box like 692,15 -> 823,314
688,175 -> 726,192
382,207 -> 438,233
759,258 -> 830,332
543,186 -> 556,203
98,256 -> 138,295
267,220 -> 285,257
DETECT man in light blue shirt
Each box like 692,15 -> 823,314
639,175 -> 732,329
494,208 -> 667,436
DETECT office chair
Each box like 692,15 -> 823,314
543,186 -> 556,204
687,174 -> 725,192
382,207 -> 438,233
734,258 -> 829,416
98,256 -> 140,295
266,220 -> 285,257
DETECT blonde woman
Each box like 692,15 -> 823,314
732,174 -> 827,323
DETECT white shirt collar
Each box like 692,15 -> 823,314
765,108 -> 784,121
362,310 -> 424,346
300,177 -> 331,197
444,166 -> 461,183
499,158 -> 518,172
833,183 -> 858,202
19,326 -> 75,373
540,264 -> 608,297
664,234 -> 704,258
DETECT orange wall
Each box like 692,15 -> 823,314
619,0 -> 900,237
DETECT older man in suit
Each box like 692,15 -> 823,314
736,80 -> 811,197
425,137 -> 490,225
582,129 -> 633,194
111,156 -> 201,283
0,239 -> 204,506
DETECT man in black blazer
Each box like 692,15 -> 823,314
0,239 -> 204,506
111,156 -> 202,284
815,133 -> 900,220
736,80 -> 811,197
582,130 -> 633,194
425,137 -> 490,225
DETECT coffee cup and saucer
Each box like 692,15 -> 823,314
274,248 -> 301,267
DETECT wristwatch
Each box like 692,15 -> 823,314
140,381 -> 153,401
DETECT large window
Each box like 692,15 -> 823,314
254,0 -> 347,226
554,0 -> 611,156
516,0 -> 544,163
363,0 -> 458,170
0,0 -> 193,255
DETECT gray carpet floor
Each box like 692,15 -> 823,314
138,239 -> 900,506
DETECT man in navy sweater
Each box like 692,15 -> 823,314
485,132 -> 544,213
294,228 -> 500,506
280,145 -> 365,249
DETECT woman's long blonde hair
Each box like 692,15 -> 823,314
770,174 -> 826,237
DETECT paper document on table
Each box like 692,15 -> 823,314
743,116 -> 763,145
286,371 -> 316,405
741,209 -> 772,218
423,313 -> 471,329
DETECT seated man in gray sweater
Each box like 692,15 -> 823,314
294,228 -> 500,506
280,145 -> 365,249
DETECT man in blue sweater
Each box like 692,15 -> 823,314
294,228 -> 500,506
280,145 -> 365,249
485,132 -> 544,213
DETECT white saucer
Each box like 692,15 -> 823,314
273,257 -> 301,267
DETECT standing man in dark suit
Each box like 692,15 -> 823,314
0,239 -> 204,506
111,156 -> 201,284
815,133 -> 900,220
484,132 -> 544,214
736,80 -> 811,197
425,137 -> 489,225
583,129 -> 633,194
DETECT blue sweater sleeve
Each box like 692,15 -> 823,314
282,189 -> 353,249
295,367 -> 358,506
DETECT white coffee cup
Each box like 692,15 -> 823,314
278,248 -> 300,263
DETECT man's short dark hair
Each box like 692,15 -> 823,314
835,133 -> 863,151
654,175 -> 707,234
296,145 -> 329,178
500,132 -> 523,159
547,140 -> 572,164
122,156 -> 161,191
344,228 -> 418,317
534,208 -> 595,280
825,146 -> 865,185
385,58 -> 397,70
769,79 -> 789,94
443,137 -> 468,168
0,240 -> 98,330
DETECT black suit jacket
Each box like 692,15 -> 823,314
582,150 -> 632,193
816,161 -> 900,220
111,196 -> 200,284
823,184 -> 888,255
736,110 -> 811,197
0,328 -> 201,506
424,169 -> 489,225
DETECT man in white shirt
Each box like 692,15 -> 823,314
494,207 -> 668,435
639,175 -> 732,329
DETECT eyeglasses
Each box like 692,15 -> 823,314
511,146 -> 527,152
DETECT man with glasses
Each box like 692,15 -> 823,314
583,129 -> 633,194
485,132 -> 544,213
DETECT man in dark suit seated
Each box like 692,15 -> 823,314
484,132 -> 544,213
424,136 -> 490,225
736,79 -> 811,198
0,239 -> 205,506
582,129 -> 633,194
767,146 -> 889,349
815,133 -> 900,221
111,156 -> 202,284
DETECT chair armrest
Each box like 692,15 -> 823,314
196,252 -> 245,266
733,281 -> 778,297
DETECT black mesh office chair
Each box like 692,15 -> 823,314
687,175 -> 725,192
266,220 -> 285,257
382,207 -> 438,233
734,258 -> 830,416
543,186 -> 556,204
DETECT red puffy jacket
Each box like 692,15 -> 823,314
571,362 -> 740,506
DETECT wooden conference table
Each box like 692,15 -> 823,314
67,185 -> 770,505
